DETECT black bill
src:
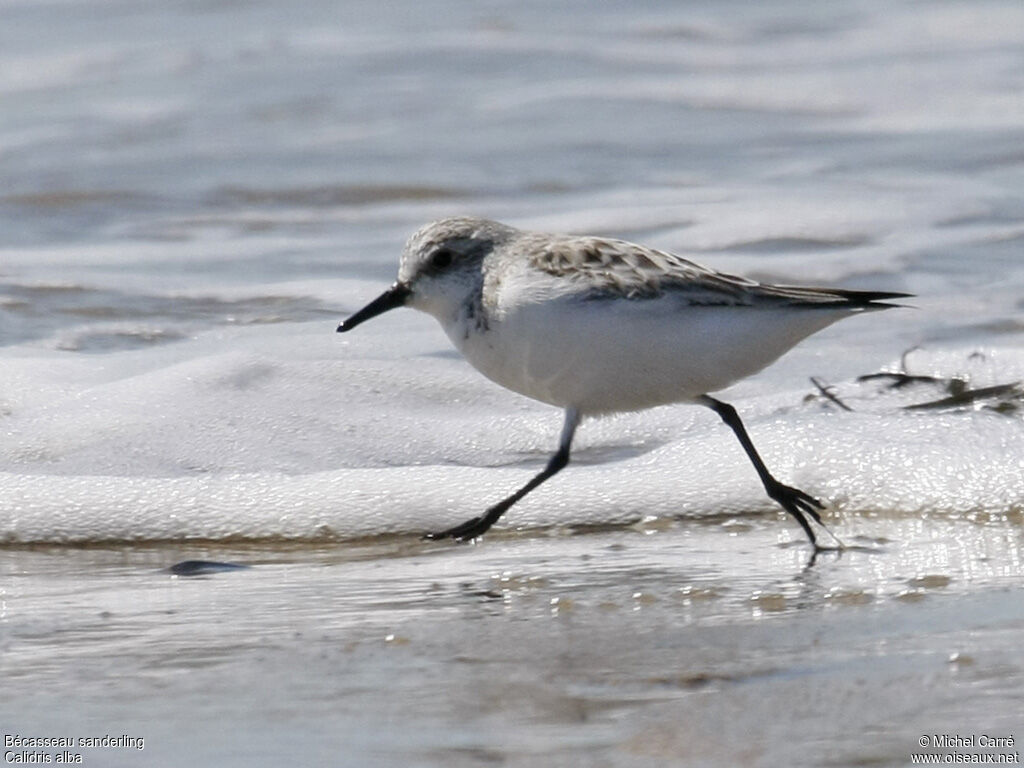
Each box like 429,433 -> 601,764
337,282 -> 411,332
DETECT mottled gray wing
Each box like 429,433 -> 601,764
527,235 -> 908,308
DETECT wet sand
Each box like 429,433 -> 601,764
2,514 -> 1022,767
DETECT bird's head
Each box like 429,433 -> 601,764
337,217 -> 515,331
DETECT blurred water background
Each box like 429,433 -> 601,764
2,0 -> 1024,541
1,1 -> 1023,765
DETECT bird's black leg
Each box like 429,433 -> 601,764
424,408 -> 581,542
699,395 -> 827,549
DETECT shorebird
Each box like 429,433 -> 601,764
339,217 -> 909,550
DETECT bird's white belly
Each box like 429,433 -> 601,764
445,296 -> 848,415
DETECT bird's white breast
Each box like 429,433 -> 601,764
435,264 -> 851,415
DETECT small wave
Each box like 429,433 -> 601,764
2,404 -> 1021,545
212,184 -> 465,208
707,235 -> 872,254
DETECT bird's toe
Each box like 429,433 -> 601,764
423,515 -> 490,542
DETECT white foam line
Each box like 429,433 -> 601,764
2,408 -> 1022,544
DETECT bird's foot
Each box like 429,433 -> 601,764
423,514 -> 495,542
765,479 -> 847,549
766,480 -> 825,525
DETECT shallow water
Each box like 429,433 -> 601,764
2,518 -> 1022,767
1,0 -> 1023,764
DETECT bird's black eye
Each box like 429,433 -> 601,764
430,248 -> 453,270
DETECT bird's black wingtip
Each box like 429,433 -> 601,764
835,289 -> 915,305
806,288 -> 915,311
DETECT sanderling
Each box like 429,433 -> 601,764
338,217 -> 910,550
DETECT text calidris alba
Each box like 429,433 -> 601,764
339,217 -> 910,550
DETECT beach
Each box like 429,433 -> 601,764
2,0 -> 1023,764
3,514 -> 1022,766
